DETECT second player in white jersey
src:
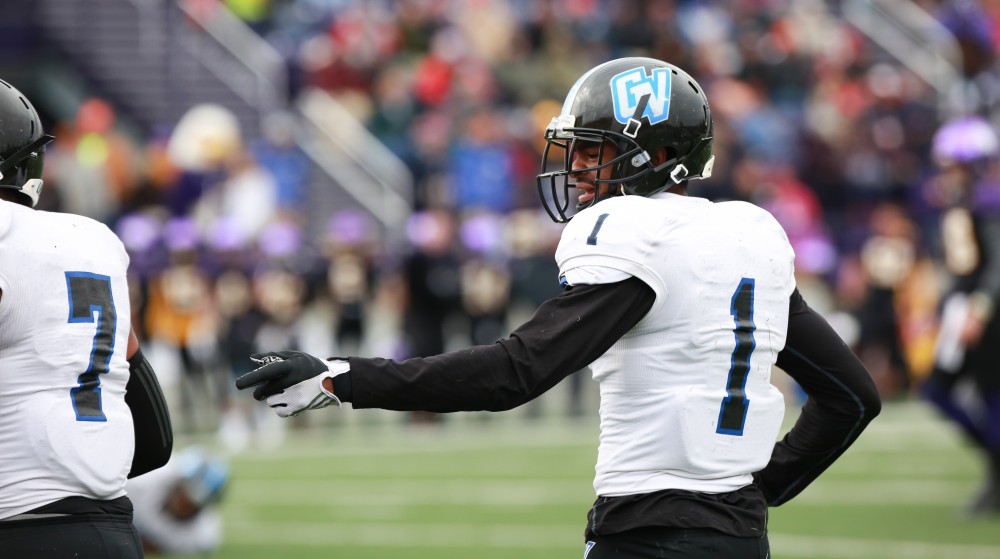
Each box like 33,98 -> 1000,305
0,201 -> 135,519
235,56 -> 879,559
557,194 -> 795,496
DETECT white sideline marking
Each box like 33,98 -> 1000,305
234,426 -> 596,461
229,477 -> 973,507
231,479 -> 591,506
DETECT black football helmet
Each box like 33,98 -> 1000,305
0,79 -> 54,208
537,57 -> 714,222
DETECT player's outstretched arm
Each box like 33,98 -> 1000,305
237,277 -> 656,416
755,289 -> 882,505
344,277 -> 654,413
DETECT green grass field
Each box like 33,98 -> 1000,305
179,399 -> 1000,559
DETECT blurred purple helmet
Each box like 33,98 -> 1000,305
116,212 -> 162,254
163,216 -> 201,252
932,116 -> 1000,166
207,216 -> 249,253
327,209 -> 376,246
259,221 -> 302,258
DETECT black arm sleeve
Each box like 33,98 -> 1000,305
755,289 -> 882,506
126,347 -> 174,478
342,276 -> 656,412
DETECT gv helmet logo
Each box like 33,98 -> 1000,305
610,67 -> 672,136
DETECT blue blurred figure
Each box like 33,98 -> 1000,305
128,448 -> 230,555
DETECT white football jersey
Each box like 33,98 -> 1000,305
556,193 -> 795,497
0,201 -> 135,519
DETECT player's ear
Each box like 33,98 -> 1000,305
651,147 -> 669,167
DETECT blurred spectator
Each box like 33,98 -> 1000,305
323,210 -> 380,356
401,209 -> 462,424
854,202 -> 920,396
457,211 -> 510,346
144,217 -> 218,432
46,97 -> 141,223
214,265 -> 266,452
191,149 -> 279,242
224,0 -> 274,35
252,111 -> 311,212
449,109 -> 517,212
166,104 -> 244,217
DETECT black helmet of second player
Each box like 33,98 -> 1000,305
537,57 -> 714,222
0,80 -> 53,208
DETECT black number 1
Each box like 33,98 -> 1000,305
717,278 -> 756,436
66,272 -> 118,422
587,213 -> 610,245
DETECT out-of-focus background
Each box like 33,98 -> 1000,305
2,0 -> 999,557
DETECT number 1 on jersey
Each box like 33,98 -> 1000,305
66,272 -> 117,422
587,213 -> 610,245
717,278 -> 756,436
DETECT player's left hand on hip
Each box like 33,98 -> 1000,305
235,351 -> 348,418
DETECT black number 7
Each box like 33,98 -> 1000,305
66,272 -> 118,422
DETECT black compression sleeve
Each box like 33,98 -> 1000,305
756,289 -> 882,505
346,276 -> 656,412
126,347 -> 174,478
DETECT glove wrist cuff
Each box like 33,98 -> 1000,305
320,359 -> 349,399
324,358 -> 351,375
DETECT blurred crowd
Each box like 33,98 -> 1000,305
27,0 -> 1000,445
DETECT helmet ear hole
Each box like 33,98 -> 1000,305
661,147 -> 677,166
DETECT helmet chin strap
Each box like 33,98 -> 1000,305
623,94 -> 650,140
670,164 -> 689,183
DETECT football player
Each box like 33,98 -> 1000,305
237,57 -> 881,558
0,80 -> 173,557
128,447 -> 228,555
922,115 -> 1000,516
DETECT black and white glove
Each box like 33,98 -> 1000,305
235,351 -> 349,418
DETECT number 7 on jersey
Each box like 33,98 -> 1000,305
66,272 -> 118,422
